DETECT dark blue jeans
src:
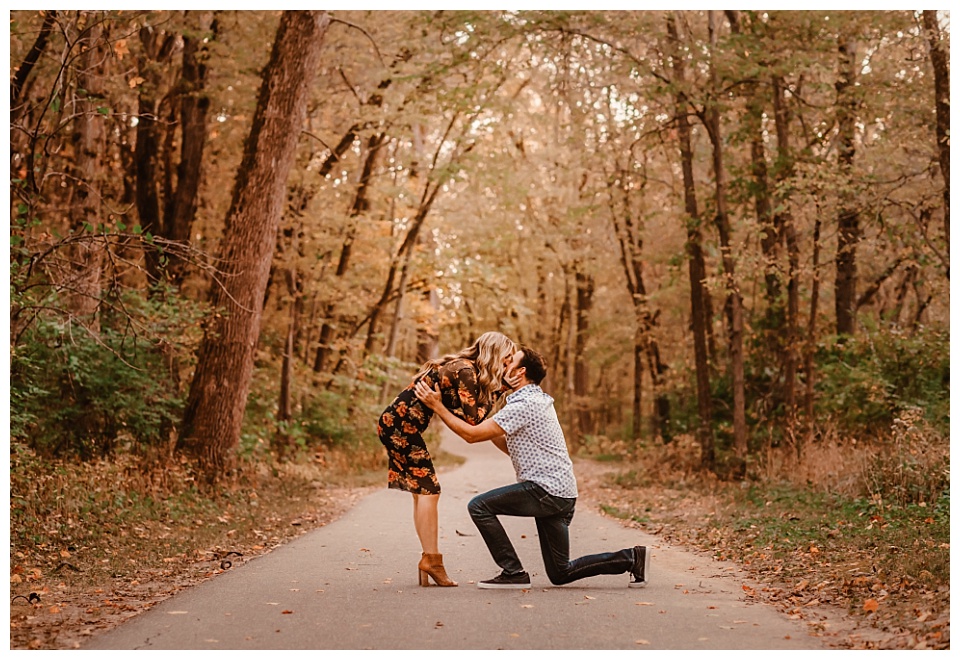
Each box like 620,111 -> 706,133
468,480 -> 635,585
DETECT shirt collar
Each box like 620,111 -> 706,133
507,383 -> 541,401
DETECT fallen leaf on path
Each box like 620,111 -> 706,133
863,599 -> 879,613
635,602 -> 654,606
510,633 -> 520,638
521,604 -> 534,608
584,595 -> 595,600
282,610 -> 293,614
635,639 -> 650,645
167,611 -> 188,615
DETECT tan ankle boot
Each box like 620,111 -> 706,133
418,552 -> 458,587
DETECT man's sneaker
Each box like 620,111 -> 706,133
629,545 -> 649,588
477,571 -> 531,589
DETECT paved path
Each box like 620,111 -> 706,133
84,431 -> 825,650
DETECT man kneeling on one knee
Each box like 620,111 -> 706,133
415,344 -> 650,590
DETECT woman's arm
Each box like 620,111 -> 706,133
414,381 -> 504,444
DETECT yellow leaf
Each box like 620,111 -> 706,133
11,574 -> 22,584
49,606 -> 61,614
809,545 -> 820,554
863,599 -> 880,613
128,76 -> 145,89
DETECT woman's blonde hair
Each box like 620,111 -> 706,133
415,331 -> 516,407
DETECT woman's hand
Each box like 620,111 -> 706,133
504,370 -> 524,390
414,380 -> 444,411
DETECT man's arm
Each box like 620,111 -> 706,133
414,381 -> 505,444
490,434 -> 509,455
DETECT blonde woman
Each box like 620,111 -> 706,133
377,331 -> 516,586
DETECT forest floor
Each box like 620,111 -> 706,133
9,447 -> 949,650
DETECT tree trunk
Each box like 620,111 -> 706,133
135,25 -> 179,282
180,11 -> 330,482
772,74 -> 801,419
415,289 -> 440,365
10,10 -> 58,123
803,215 -> 823,451
667,12 -> 714,470
573,268 -> 594,440
834,32 -> 860,336
706,11 -> 746,460
164,12 -> 214,284
921,10 -> 950,255
65,16 -> 107,331
313,132 -> 386,373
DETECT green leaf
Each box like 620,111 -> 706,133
116,221 -> 126,231
132,225 -> 143,235
97,106 -> 110,115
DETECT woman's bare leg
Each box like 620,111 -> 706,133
412,493 -> 440,554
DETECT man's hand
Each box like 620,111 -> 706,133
414,378 -> 507,445
414,380 -> 443,411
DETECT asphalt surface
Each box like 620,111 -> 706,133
83,430 -> 826,650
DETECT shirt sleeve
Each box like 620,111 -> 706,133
492,397 -> 527,435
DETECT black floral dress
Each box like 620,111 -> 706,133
378,358 -> 497,495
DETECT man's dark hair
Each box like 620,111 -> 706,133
517,344 -> 547,385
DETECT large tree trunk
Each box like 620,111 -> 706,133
834,32 -> 860,336
921,10 -> 950,256
667,12 -> 714,470
180,11 -> 330,482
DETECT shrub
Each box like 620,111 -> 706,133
815,326 -> 949,433
859,406 -> 949,507
10,288 -> 203,459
